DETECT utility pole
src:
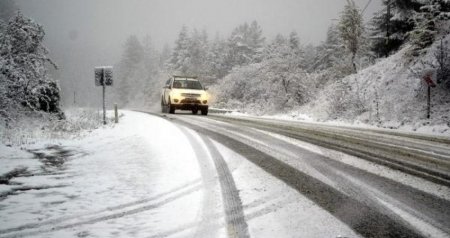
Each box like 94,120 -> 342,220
73,91 -> 76,105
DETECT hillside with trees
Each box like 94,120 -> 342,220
110,0 -> 449,131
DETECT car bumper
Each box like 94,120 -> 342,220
172,104 -> 208,110
171,98 -> 207,110
171,98 -> 208,110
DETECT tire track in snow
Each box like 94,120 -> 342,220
193,118 -> 450,234
176,123 -> 249,238
201,137 -> 249,238
177,126 -> 223,238
171,117 -> 426,238
0,182 -> 201,237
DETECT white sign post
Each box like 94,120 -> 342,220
95,66 -> 113,125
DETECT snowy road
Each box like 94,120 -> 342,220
1,110 -> 449,238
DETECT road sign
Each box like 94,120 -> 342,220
423,74 -> 437,87
95,66 -> 113,86
95,66 -> 113,125
422,69 -> 436,88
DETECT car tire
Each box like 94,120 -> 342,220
167,97 -> 175,114
201,108 -> 208,116
192,109 -> 198,115
161,98 -> 167,113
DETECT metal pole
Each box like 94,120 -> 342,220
427,86 -> 431,119
114,103 -> 118,123
102,68 -> 106,125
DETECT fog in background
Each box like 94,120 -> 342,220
16,0 -> 382,107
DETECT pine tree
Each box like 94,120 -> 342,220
206,34 -> 228,80
316,24 -> 345,70
226,21 -> 265,70
159,44 -> 171,69
187,28 -> 209,76
116,35 -> 145,105
289,31 -> 300,52
167,25 -> 191,74
369,0 -> 417,57
338,0 -> 365,72
409,0 -> 450,52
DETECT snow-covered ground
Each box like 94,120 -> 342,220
0,110 -> 370,238
0,111 -> 215,237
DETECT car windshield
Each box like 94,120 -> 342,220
173,79 -> 203,90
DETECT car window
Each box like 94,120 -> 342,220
165,79 -> 171,87
173,79 -> 203,90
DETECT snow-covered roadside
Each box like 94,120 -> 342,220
0,111 -> 211,237
223,110 -> 450,136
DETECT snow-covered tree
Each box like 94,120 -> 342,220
369,0 -> 418,57
166,26 -> 212,79
159,44 -> 170,68
116,35 -> 145,105
338,0 -> 365,72
435,37 -> 450,90
409,0 -> 450,53
114,34 -> 165,108
206,34 -> 228,80
313,25 -> 344,70
0,11 -> 62,121
187,28 -> 209,76
225,21 -> 265,70
167,25 -> 191,74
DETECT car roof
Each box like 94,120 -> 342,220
173,77 -> 199,81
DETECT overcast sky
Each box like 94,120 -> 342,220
15,0 -> 382,106
18,0 -> 382,49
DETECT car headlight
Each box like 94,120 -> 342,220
171,91 -> 180,99
201,93 -> 209,104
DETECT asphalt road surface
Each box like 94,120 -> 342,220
149,110 -> 450,238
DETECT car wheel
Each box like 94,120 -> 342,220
201,108 -> 208,116
192,109 -> 198,115
169,104 -> 175,114
167,97 -> 175,114
161,98 -> 166,113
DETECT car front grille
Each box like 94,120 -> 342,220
181,93 -> 201,98
181,98 -> 201,104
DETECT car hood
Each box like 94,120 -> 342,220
172,89 -> 206,94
